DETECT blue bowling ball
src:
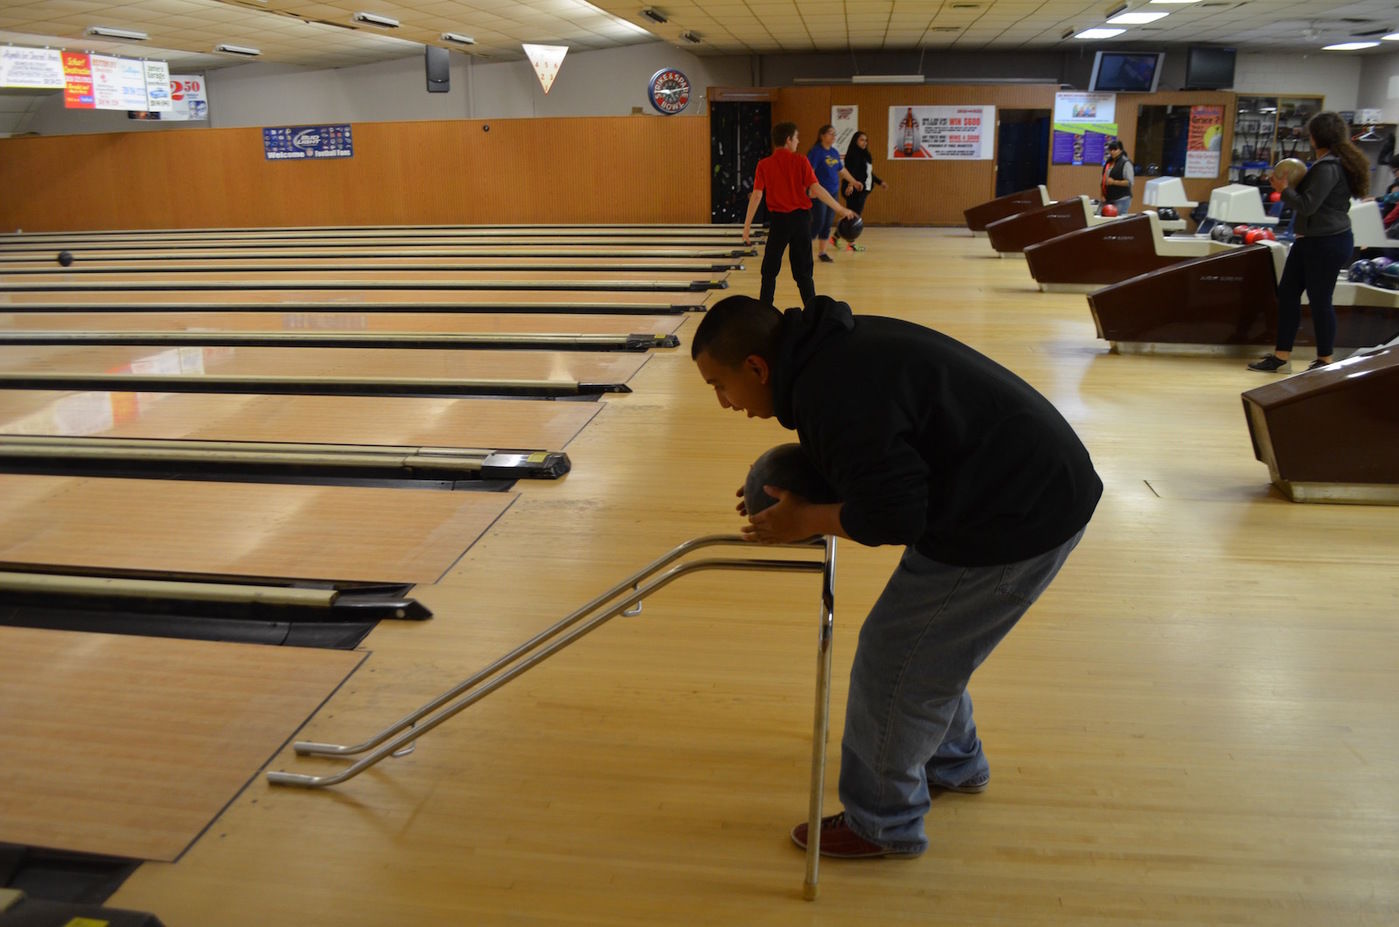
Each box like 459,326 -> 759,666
1377,263 -> 1399,291
1348,259 -> 1374,283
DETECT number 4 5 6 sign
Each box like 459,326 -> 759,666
167,75 -> 208,121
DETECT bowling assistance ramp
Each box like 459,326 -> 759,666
267,534 -> 841,901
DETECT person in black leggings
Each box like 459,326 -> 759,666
838,131 -> 889,251
1248,112 -> 1371,373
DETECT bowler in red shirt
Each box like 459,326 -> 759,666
744,122 -> 854,307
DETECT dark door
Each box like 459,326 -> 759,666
710,102 -> 772,224
996,109 -> 1051,197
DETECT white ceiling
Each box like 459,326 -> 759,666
1,0 -> 1397,70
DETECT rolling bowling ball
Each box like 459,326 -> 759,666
743,444 -> 840,518
1347,260 -> 1372,283
57,250 -> 73,266
1100,204 -> 1119,217
836,214 -> 863,242
1378,264 -> 1399,291
1272,158 -> 1308,187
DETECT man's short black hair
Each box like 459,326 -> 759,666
691,295 -> 783,367
772,122 -> 798,148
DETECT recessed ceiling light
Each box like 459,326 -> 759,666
86,26 -> 149,41
352,11 -> 399,28
1075,28 -> 1127,38
1322,41 -> 1379,50
1107,12 -> 1169,24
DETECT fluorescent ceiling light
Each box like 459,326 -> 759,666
86,26 -> 149,41
441,32 -> 475,45
852,74 -> 925,84
353,12 -> 399,28
1075,28 -> 1126,38
1322,41 -> 1378,50
1382,33 -> 1399,41
215,43 -> 261,56
1107,12 -> 1168,24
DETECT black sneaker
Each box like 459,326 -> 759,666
818,253 -> 834,263
1247,354 -> 1290,373
1306,359 -> 1330,371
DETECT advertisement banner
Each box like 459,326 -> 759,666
168,75 -> 208,120
1185,105 -> 1224,178
831,104 -> 859,154
263,125 -> 355,160
89,55 -> 150,111
0,47 -> 65,90
144,61 -> 172,112
1053,92 -> 1116,125
1051,123 -> 1118,166
62,52 -> 94,109
888,105 -> 994,160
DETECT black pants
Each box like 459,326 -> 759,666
1275,229 -> 1353,356
844,188 -> 869,215
760,208 -> 815,308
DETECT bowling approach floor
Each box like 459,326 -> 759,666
32,229 -> 1399,925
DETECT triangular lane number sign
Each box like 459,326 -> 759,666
522,44 -> 568,94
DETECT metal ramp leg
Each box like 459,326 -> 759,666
267,533 -> 837,899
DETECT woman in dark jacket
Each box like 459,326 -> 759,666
1248,112 -> 1371,373
837,131 -> 889,251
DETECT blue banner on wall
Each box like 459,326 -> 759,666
263,125 -> 354,160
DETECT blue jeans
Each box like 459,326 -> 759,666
810,200 -> 835,241
1275,229 -> 1353,356
838,528 -> 1086,853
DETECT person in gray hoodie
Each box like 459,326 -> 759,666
692,293 -> 1102,859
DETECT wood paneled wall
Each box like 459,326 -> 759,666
1046,91 -> 1237,210
0,116 -> 711,232
770,84 -> 1060,226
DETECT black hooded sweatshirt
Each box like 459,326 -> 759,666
771,297 -> 1102,567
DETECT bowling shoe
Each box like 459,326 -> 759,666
1247,354 -> 1291,373
790,812 -> 923,859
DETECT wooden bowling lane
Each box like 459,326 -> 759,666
0,256 -> 743,274
0,234 -> 753,250
0,345 -> 649,397
0,290 -> 708,313
0,223 -> 752,241
0,626 -> 366,861
0,474 -> 514,584
0,311 -> 685,351
0,269 -> 727,293
0,391 -> 600,450
0,246 -> 753,262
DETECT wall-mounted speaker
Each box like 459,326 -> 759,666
426,45 -> 450,93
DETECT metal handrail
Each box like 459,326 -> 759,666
267,533 -> 838,899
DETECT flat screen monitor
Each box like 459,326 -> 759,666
1185,46 -> 1236,90
1088,51 -> 1164,93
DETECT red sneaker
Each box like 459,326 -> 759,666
789,812 -> 922,859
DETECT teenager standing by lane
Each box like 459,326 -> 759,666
1248,112 -> 1370,373
839,130 -> 889,252
807,124 -> 863,263
743,122 -> 855,308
